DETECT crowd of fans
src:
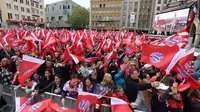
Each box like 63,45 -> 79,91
0,39 -> 200,112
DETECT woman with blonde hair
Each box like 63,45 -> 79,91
100,73 -> 115,95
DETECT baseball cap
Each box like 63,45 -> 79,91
156,83 -> 169,90
144,64 -> 152,69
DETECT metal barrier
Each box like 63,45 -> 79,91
0,85 -> 143,112
0,85 -> 15,112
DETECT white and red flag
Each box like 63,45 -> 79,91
20,98 -> 52,112
76,92 -> 101,112
140,44 -> 179,71
170,48 -> 195,73
111,97 -> 132,112
18,55 -> 45,86
15,96 -> 29,112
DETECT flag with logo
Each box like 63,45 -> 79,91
175,64 -> 200,90
140,44 -> 179,70
76,92 -> 101,112
20,98 -> 52,112
18,55 -> 45,86
173,48 -> 195,73
111,97 -> 132,112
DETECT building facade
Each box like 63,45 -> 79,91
45,0 -> 79,29
90,0 -> 123,30
0,0 -> 46,29
122,0 -> 170,33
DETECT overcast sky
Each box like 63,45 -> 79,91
44,0 -> 90,9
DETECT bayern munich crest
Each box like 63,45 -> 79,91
167,36 -> 183,46
62,38 -> 67,42
149,52 -> 164,63
12,41 -> 18,47
78,99 -> 91,111
127,49 -> 132,54
184,61 -> 192,71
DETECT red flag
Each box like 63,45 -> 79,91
76,92 -> 100,112
9,39 -> 23,48
46,102 -> 64,112
58,32 -> 71,45
21,40 -> 38,54
173,48 -> 194,73
111,97 -> 132,112
140,44 -> 179,70
18,55 -> 45,86
165,48 -> 195,74
75,42 -> 85,56
63,46 -> 72,62
70,54 -> 86,64
15,96 -> 29,112
164,28 -> 189,48
43,35 -> 57,49
85,57 -> 99,63
86,36 -> 94,51
20,98 -> 52,112
175,64 -> 200,90
125,45 -> 139,56
22,32 -> 39,41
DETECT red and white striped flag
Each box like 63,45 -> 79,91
111,97 -> 132,112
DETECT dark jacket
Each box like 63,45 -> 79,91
39,76 -> 54,92
151,88 -> 171,112
125,75 -> 152,103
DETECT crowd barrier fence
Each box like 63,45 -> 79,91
0,85 -> 143,112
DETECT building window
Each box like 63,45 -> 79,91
32,17 -> 35,20
134,8 -> 137,12
32,9 -> 35,14
36,3 -> 39,8
157,6 -> 160,11
100,4 -> 102,8
27,16 -> 31,20
20,0 -> 23,3
21,7 -> 25,12
27,8 -> 30,13
129,2 -> 132,10
59,16 -> 63,21
13,0 -> 17,2
135,2 -> 138,6
41,18 -> 43,22
14,5 -> 18,11
103,4 -> 105,8
158,0 -> 161,4
51,17 -> 55,21
8,13 -> 12,19
124,2 -> 127,9
6,4 -> 11,9
40,5 -> 42,9
15,14 -> 19,20
52,7 -> 54,11
31,2 -> 34,7
68,5 -> 70,9
164,0 -> 167,4
21,15 -> 25,19
36,10 -> 39,14
40,11 -> 43,15
63,5 -> 66,9
26,0 -> 29,5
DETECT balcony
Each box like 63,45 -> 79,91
6,18 -> 46,24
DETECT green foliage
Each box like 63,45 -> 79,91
67,7 -> 89,27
